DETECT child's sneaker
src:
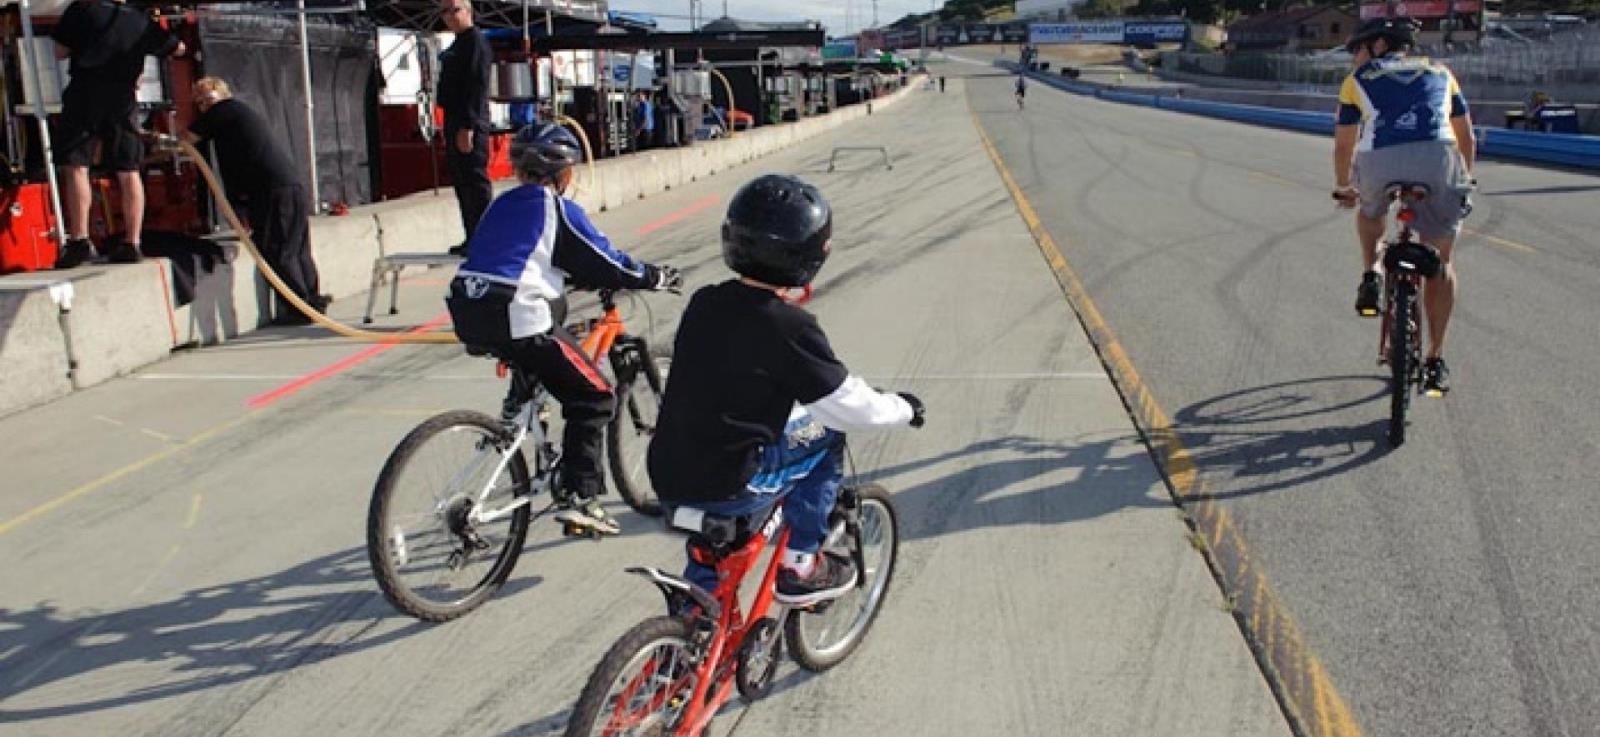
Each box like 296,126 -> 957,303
775,552 -> 857,606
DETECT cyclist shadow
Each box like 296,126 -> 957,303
860,433 -> 1174,540
1167,374 -> 1395,503
0,545 -> 542,723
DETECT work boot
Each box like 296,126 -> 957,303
106,241 -> 142,264
54,238 -> 95,269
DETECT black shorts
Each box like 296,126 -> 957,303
52,84 -> 142,171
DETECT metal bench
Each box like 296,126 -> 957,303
362,252 -> 463,324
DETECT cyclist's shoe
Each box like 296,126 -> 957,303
554,497 -> 620,536
1422,357 -> 1451,397
775,552 -> 857,607
54,238 -> 95,270
1355,271 -> 1382,318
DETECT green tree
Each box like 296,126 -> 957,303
1075,0 -> 1125,18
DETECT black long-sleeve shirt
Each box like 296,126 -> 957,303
437,26 -> 491,134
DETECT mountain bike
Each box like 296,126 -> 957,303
365,287 -> 670,622
1371,183 -> 1443,447
563,449 -> 898,736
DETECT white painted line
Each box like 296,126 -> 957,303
140,428 -> 178,443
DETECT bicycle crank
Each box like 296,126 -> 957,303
736,618 -> 783,702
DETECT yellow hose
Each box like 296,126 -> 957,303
178,138 -> 461,344
555,113 -> 596,195
708,68 -> 738,137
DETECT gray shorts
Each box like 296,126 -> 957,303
1354,140 -> 1474,242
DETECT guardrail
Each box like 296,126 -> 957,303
1006,62 -> 1600,170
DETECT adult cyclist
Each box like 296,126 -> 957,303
1332,17 -> 1475,396
1015,74 -> 1027,109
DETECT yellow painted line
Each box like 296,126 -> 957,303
185,494 -> 203,530
1463,228 -> 1536,254
0,413 -> 253,537
970,102 -> 1364,737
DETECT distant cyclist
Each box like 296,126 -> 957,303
1014,74 -> 1026,109
1331,17 -> 1476,395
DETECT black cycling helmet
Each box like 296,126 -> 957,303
1345,17 -> 1419,54
511,122 -> 582,181
721,174 -> 832,287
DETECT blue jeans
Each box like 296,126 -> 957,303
671,412 -> 844,594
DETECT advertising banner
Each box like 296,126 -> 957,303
1123,21 -> 1188,44
1030,21 -> 1125,44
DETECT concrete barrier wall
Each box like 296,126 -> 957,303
0,284 -> 74,411
0,78 -> 921,418
1014,62 -> 1600,170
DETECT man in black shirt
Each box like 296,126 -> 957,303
49,0 -> 184,267
182,77 -> 324,326
437,0 -> 492,257
648,175 -> 925,606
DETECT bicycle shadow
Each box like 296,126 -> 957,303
1168,374 -> 1395,503
0,545 -> 542,723
857,432 -> 1172,541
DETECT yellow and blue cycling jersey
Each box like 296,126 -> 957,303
1337,54 -> 1469,151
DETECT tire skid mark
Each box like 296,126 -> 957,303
970,88 -> 1362,737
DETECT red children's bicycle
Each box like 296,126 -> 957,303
563,456 -> 899,737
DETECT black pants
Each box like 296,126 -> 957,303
248,184 -> 321,311
503,326 -> 614,499
445,128 -> 492,246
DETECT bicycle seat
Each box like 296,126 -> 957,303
1383,241 -> 1443,278
1384,182 -> 1432,202
669,505 -> 779,556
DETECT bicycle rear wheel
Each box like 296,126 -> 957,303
1387,283 -> 1414,447
608,342 -> 668,517
565,616 -> 709,737
367,410 -> 532,621
785,483 -> 899,672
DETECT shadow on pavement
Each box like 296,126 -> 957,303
1170,374 -> 1395,503
0,545 -> 543,722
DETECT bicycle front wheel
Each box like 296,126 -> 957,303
785,483 -> 899,671
608,349 -> 669,517
367,410 -> 532,622
1387,284 -> 1414,447
565,616 -> 709,737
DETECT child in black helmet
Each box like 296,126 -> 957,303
448,122 -> 681,534
648,174 -> 925,605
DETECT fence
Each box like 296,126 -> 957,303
1164,32 -> 1600,96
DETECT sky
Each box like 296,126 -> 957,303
609,0 -> 942,36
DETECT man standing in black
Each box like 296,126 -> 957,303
182,77 -> 325,326
49,0 -> 183,268
437,0 -> 491,257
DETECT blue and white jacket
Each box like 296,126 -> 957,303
451,184 -> 659,340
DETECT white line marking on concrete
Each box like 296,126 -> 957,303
140,428 -> 178,443
93,415 -> 126,427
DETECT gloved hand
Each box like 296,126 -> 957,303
897,392 -> 926,429
652,264 -> 684,292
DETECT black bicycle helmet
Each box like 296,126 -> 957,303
721,174 -> 832,287
511,122 -> 582,181
1345,17 -> 1419,54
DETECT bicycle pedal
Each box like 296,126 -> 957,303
1423,388 -> 1446,399
1358,308 -> 1380,318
